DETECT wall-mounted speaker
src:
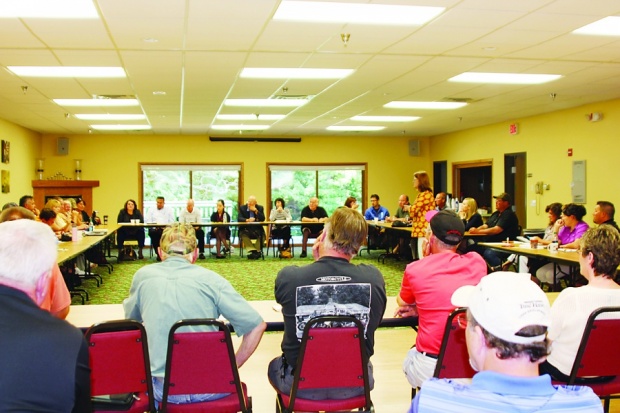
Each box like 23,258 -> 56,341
57,137 -> 69,155
408,139 -> 420,157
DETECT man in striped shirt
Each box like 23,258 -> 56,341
409,273 -> 602,413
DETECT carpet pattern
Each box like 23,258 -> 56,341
73,249 -> 409,305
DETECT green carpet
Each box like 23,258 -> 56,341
73,250 -> 409,305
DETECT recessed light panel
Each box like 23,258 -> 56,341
54,99 -> 139,107
241,68 -> 354,79
327,126 -> 385,132
224,99 -> 308,108
384,101 -> 467,110
573,16 -> 620,36
90,125 -> 151,131
0,0 -> 98,18
211,125 -> 270,131
351,115 -> 420,122
273,1 -> 444,25
216,114 -> 286,121
449,72 -> 561,84
75,114 -> 146,121
9,66 -> 125,78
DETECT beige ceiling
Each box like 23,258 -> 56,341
0,0 -> 619,137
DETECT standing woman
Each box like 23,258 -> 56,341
405,171 -> 435,260
210,199 -> 231,259
116,199 -> 145,259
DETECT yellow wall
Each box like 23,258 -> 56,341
39,134 -> 431,219
6,97 -> 618,228
431,98 -> 620,228
0,119 -> 41,207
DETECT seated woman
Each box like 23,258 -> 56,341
540,226 -> 620,382
269,197 -> 293,258
116,199 -> 145,259
71,197 -> 90,230
536,203 -> 589,286
458,197 -> 483,231
45,198 -> 71,235
344,196 -> 358,209
210,199 -> 231,259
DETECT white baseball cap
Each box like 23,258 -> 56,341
451,272 -> 550,345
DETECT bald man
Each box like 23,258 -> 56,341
178,199 -> 206,259
238,196 -> 266,260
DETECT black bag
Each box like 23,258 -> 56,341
91,393 -> 136,411
391,220 -> 407,227
60,233 -> 73,242
86,246 -> 109,265
118,245 -> 137,261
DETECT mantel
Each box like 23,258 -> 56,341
32,180 -> 100,215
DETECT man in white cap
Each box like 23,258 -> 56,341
409,272 -> 603,413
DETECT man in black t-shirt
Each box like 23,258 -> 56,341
268,208 -> 387,399
299,197 -> 329,258
469,192 -> 519,268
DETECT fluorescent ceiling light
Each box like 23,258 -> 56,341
241,68 -> 353,79
0,0 -> 98,18
573,16 -> 620,36
351,115 -> 420,122
449,72 -> 561,84
74,114 -> 146,121
90,125 -> 151,131
8,66 -> 125,78
224,99 -> 309,108
273,1 -> 444,25
384,101 -> 467,110
211,125 -> 270,131
216,114 -> 286,121
54,99 -> 140,107
327,126 -> 385,132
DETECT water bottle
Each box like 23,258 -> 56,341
71,225 -> 78,242
223,213 -> 228,223
91,210 -> 97,227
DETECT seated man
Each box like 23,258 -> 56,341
124,223 -> 266,406
593,200 -> 619,232
19,194 -> 40,219
410,272 -> 603,413
386,194 -> 412,259
364,194 -> 390,250
238,195 -> 266,260
299,196 -> 328,258
268,207 -> 387,398
468,192 -> 519,269
145,196 -> 175,261
178,199 -> 206,259
434,192 -> 447,211
0,219 -> 90,411
0,206 -> 71,319
396,210 -> 486,389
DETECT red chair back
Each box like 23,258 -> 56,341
160,319 -> 250,413
85,319 -> 155,413
280,315 -> 372,412
433,307 -> 476,380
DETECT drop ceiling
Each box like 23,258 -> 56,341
0,0 -> 619,137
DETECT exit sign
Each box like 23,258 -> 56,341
509,123 -> 519,135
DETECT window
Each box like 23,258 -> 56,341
268,164 -> 366,228
141,164 -> 241,220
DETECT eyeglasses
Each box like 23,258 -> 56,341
456,312 -> 469,329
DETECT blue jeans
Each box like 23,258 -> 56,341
152,376 -> 229,407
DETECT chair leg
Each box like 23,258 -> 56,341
604,396 -> 610,413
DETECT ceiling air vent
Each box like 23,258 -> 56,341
93,94 -> 137,100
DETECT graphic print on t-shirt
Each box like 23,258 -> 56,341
294,283 -> 371,339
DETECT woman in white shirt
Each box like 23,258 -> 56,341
269,197 -> 293,257
539,225 -> 620,382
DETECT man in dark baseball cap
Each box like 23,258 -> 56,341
396,209 -> 487,390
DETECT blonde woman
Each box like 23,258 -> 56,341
404,171 -> 435,260
45,199 -> 71,234
458,197 -> 483,231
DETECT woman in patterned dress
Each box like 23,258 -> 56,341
406,171 -> 435,260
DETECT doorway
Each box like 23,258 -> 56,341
433,161 -> 447,194
504,153 -> 527,229
452,160 -> 493,213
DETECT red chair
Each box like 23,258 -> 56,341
160,319 -> 251,413
85,319 -> 155,413
552,306 -> 620,413
433,307 -> 476,380
274,315 -> 373,413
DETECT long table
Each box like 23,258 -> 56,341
57,223 -> 119,264
66,297 -> 417,331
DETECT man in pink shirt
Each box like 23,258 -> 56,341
395,210 -> 487,389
